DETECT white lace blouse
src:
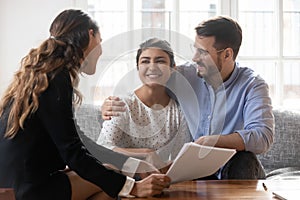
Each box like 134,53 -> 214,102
97,93 -> 192,162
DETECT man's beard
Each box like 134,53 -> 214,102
196,61 -> 223,88
196,62 -> 220,78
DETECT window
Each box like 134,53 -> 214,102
80,0 -> 218,105
237,0 -> 300,109
76,0 -> 300,110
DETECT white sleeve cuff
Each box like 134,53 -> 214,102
118,176 -> 135,198
121,157 -> 141,177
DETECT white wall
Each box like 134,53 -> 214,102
0,0 -> 81,96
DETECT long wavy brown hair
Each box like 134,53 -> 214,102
0,9 -> 99,138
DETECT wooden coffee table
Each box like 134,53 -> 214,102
123,180 -> 300,199
0,188 -> 15,200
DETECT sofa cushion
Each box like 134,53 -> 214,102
258,109 -> 300,172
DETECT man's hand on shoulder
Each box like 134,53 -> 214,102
101,96 -> 126,120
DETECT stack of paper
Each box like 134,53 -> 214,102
166,142 -> 236,183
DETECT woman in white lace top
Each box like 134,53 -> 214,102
97,38 -> 192,169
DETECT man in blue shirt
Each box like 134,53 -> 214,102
102,16 -> 274,179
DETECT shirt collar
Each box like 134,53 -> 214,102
202,62 -> 239,90
223,62 -> 239,88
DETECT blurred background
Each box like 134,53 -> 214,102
1,0 -> 299,110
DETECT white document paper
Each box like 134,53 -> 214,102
166,142 -> 236,183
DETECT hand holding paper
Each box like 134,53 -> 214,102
145,151 -> 170,170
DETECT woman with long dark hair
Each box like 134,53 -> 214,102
0,9 -> 170,200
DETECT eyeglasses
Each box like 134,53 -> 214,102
191,44 -> 226,57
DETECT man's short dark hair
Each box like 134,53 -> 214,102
195,16 -> 242,60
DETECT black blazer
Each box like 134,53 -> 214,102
0,68 -> 127,199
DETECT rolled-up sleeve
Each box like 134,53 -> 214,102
236,77 -> 274,154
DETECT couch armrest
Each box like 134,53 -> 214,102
258,109 -> 300,172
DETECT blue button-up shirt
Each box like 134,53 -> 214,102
167,62 -> 274,154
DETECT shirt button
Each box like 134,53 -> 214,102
208,115 -> 211,119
